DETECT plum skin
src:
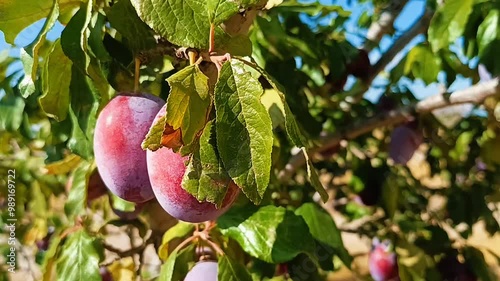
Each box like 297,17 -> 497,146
389,125 -> 423,165
93,93 -> 165,203
146,105 -> 240,223
184,261 -> 218,281
147,146 -> 240,223
369,245 -> 399,281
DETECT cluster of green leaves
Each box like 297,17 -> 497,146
1,0 -> 500,280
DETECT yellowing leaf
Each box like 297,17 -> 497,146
108,257 -> 136,281
165,64 -> 211,148
42,154 -> 82,175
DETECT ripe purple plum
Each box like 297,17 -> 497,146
146,105 -> 240,223
389,125 -> 423,165
369,238 -> 399,281
94,93 -> 165,203
184,261 -> 218,281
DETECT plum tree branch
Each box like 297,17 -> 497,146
278,78 -> 500,184
368,9 -> 434,85
346,9 -> 434,100
361,0 -> 409,51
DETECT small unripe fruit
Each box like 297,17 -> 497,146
184,261 -> 218,281
94,93 -> 165,203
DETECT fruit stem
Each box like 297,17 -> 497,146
172,235 -> 197,254
188,50 -> 197,65
134,57 -> 141,94
209,23 -> 215,54
205,238 -> 225,257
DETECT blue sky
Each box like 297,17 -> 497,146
0,0 -> 473,102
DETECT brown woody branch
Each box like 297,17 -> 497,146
361,0 -> 410,51
278,78 -> 500,184
368,9 -> 434,85
348,9 -> 434,100
102,235 -> 155,259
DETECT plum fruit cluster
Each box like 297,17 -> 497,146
93,93 -> 239,223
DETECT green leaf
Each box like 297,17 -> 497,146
295,203 -> 352,268
0,0 -> 79,44
64,162 -> 91,219
271,2 -> 351,17
477,9 -> 500,75
142,112 -> 166,151
215,60 -> 273,204
60,0 -> 92,73
260,89 -> 286,129
27,0 -> 60,79
477,10 -> 500,57
449,131 -> 475,162
381,176 -> 400,219
158,222 -> 195,261
396,239 -> 434,281
218,205 -> 316,263
0,95 -> 25,132
159,244 -> 195,281
107,0 -> 156,53
302,147 -> 329,202
218,255 -> 253,281
56,230 -> 103,281
404,45 -> 441,85
233,58 -> 307,147
67,66 -> 99,160
41,235 -> 62,281
463,246 -> 497,281
233,57 -> 328,202
110,193 -> 136,212
166,64 -> 211,147
130,0 -> 254,55
19,49 -> 36,98
87,12 -> 111,62
182,120 -> 233,207
39,39 -> 73,121
428,0 -> 475,52
207,0 -> 263,25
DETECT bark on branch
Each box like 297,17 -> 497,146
362,0 -> 409,51
278,78 -> 500,183
349,9 -> 434,99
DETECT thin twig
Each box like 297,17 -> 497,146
103,235 -> 155,258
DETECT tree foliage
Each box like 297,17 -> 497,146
0,0 -> 499,280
